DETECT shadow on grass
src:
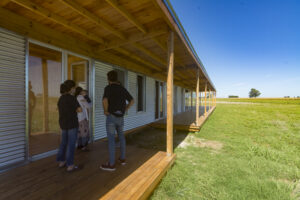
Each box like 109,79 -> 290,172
126,127 -> 190,151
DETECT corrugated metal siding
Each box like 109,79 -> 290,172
0,29 -> 26,168
124,72 -> 155,131
94,61 -> 113,140
93,63 -> 156,140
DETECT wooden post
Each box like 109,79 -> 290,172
195,70 -> 199,126
42,59 -> 49,132
215,91 -> 217,106
199,91 -> 202,115
208,90 -> 210,111
213,91 -> 215,107
166,31 -> 174,156
204,82 -> 207,116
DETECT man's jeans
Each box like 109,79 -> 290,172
106,114 -> 126,166
56,128 -> 78,166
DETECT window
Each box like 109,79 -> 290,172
137,75 -> 145,112
28,43 -> 62,156
67,54 -> 89,89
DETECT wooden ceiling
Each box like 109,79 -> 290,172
0,0 -> 215,91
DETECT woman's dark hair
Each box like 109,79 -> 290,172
60,83 -> 69,94
107,70 -> 118,82
75,86 -> 83,97
64,80 -> 76,89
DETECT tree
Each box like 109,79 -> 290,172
249,88 -> 261,98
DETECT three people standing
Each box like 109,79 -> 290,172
56,70 -> 134,172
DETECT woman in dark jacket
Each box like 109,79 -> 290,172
56,80 -> 82,172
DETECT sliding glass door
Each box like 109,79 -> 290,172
28,42 -> 91,158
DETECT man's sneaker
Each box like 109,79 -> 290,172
100,162 -> 116,171
119,158 -> 126,166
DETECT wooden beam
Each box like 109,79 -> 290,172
10,0 -> 105,44
104,0 -> 147,34
152,36 -> 197,81
176,65 -> 197,71
0,0 -> 10,7
132,42 -> 167,65
166,31 -> 174,156
0,7 -> 170,83
59,0 -> 126,40
114,47 -> 162,71
204,82 -> 207,116
152,36 -> 167,51
195,69 -> 199,126
98,26 -> 168,51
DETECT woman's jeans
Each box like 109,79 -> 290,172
56,128 -> 78,166
106,114 -> 126,166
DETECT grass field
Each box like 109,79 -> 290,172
217,98 -> 300,105
150,99 -> 300,200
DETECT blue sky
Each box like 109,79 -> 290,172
170,0 -> 300,97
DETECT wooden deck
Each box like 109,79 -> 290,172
151,106 -> 216,132
0,129 -> 176,200
101,151 -> 176,200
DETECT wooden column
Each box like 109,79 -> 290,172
208,90 -> 210,111
200,91 -> 202,115
215,91 -> 217,106
42,58 -> 49,132
195,70 -> 199,126
166,31 -> 174,156
204,82 -> 207,116
213,91 -> 215,107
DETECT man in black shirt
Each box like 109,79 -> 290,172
100,70 -> 134,171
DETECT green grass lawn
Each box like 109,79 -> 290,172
217,98 -> 300,105
151,100 -> 300,200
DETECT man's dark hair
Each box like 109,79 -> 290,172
107,70 -> 118,82
60,83 -> 69,94
64,80 -> 76,89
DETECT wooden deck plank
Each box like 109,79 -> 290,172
0,137 -> 162,200
130,154 -> 176,200
100,151 -> 166,200
100,151 -> 176,200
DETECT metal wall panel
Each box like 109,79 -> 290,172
124,72 -> 155,131
0,29 -> 26,168
93,60 -> 186,141
94,61 -> 113,140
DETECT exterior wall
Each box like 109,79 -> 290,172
93,60 -> 186,140
0,27 -> 191,169
0,29 -> 26,168
94,61 -> 113,140
124,72 -> 155,131
94,62 -> 156,140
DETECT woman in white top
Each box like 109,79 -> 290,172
75,87 -> 91,151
